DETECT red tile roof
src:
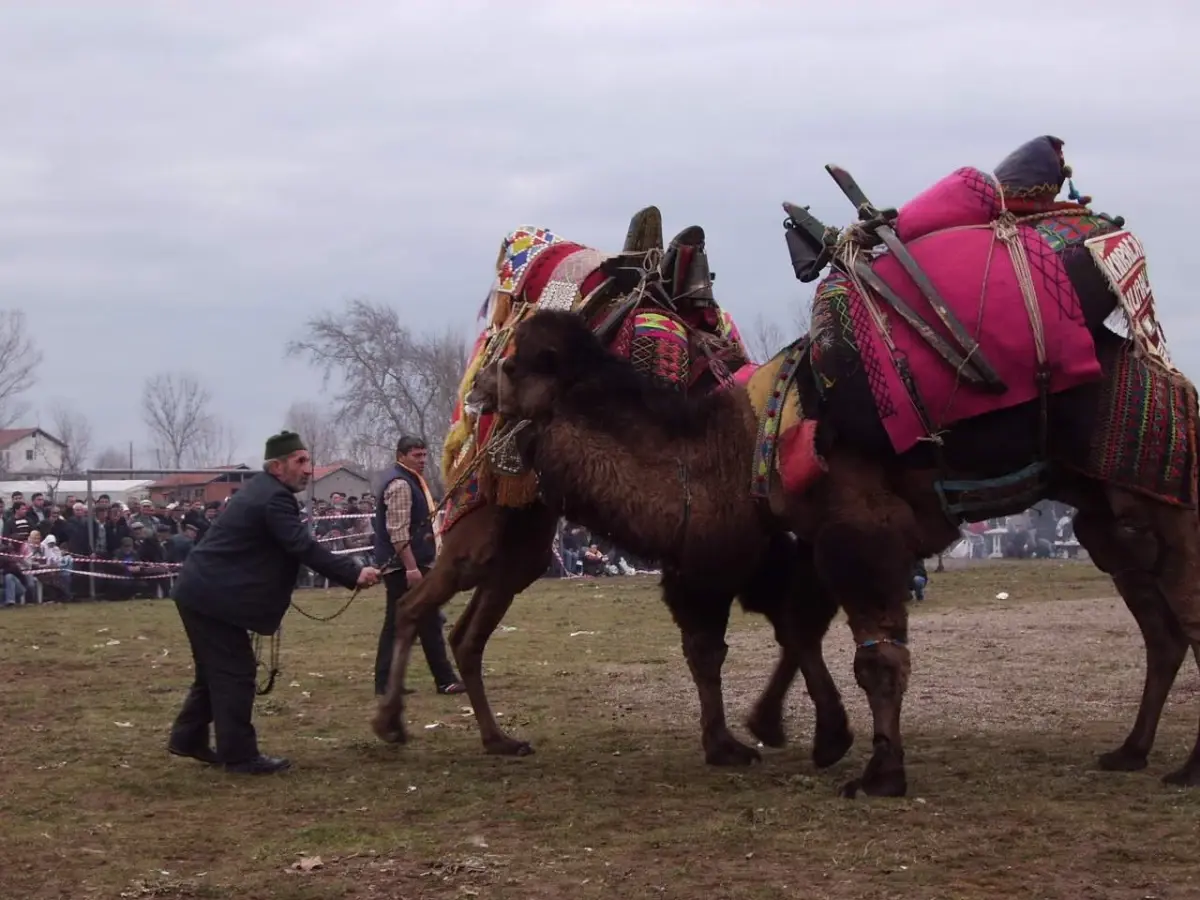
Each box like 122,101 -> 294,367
148,465 -> 253,489
313,462 -> 367,480
149,473 -> 223,488
0,427 -> 64,449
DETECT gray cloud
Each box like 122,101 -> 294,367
1,1 -> 1196,460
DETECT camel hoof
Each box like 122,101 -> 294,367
704,736 -> 762,767
484,737 -> 535,757
839,771 -> 906,798
370,713 -> 408,745
812,722 -> 854,769
1161,765 -> 1200,787
1096,746 -> 1148,773
745,710 -> 787,750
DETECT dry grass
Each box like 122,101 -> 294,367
2,559 -> 1199,900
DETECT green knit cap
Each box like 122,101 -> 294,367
264,430 -> 306,461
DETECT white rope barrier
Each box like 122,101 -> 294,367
0,508 -> 597,587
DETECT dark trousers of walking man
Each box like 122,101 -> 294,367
374,567 -> 459,695
171,605 -> 259,763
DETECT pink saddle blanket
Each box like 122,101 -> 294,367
822,170 -> 1104,453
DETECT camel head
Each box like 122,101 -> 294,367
497,310 -> 610,420
463,360 -> 500,416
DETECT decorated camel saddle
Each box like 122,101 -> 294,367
439,212 -> 750,534
750,135 -> 1195,511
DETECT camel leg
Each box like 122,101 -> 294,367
662,570 -> 761,766
742,545 -> 852,767
813,517 -> 912,798
449,583 -> 531,755
1073,504 -> 1189,773
1136,495 -> 1200,786
371,560 -> 462,744
449,505 -> 559,756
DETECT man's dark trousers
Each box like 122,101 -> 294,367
374,568 -> 458,694
170,602 -> 260,763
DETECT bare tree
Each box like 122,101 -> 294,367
94,446 -> 130,469
47,404 -> 93,473
141,372 -> 214,468
0,311 -> 42,427
186,417 -> 239,468
792,301 -> 811,337
283,400 -> 344,465
745,313 -> 786,364
285,300 -> 469,490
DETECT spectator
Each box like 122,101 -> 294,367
1,550 -> 31,606
581,544 -> 607,577
45,506 -> 70,545
167,523 -> 198,564
911,558 -> 929,603
106,504 -> 131,552
5,501 -> 34,542
133,499 -> 162,532
29,492 -> 48,527
35,534 -> 72,602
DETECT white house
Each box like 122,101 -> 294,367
0,428 -> 67,474
307,463 -> 372,503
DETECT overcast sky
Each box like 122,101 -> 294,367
2,1 -> 1195,463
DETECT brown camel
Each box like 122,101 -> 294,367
492,137 -> 1200,798
373,211 -> 851,768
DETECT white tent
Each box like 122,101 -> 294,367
0,479 -> 155,506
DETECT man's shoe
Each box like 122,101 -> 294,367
168,742 -> 219,765
224,754 -> 291,775
437,681 -> 467,695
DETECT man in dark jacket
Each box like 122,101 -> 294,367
167,431 -> 379,775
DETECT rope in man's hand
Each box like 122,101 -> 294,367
254,558 -> 405,696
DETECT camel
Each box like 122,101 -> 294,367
373,210 -> 852,769
489,136 -> 1200,798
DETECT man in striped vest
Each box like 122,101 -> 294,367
373,435 -> 464,696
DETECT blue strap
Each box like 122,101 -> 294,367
860,637 -> 907,649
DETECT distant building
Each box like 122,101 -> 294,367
147,465 -> 258,506
0,428 -> 67,474
309,462 -> 371,502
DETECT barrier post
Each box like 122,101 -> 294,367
85,470 -> 95,599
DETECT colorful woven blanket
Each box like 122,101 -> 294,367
810,166 -> 1120,455
744,340 -> 825,500
1079,343 -> 1199,507
438,225 -> 750,536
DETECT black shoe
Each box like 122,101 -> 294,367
168,741 -> 219,765
224,754 -> 291,775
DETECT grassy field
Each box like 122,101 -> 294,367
2,560 -> 1199,900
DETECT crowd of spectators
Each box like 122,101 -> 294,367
0,482 -> 662,608
306,492 -> 375,568
0,490 -> 214,605
551,524 -> 658,578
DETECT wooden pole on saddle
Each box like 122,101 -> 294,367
782,202 -> 991,387
823,164 -> 1008,394
624,206 -> 664,254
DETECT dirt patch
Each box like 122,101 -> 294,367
1,560 -> 1197,899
